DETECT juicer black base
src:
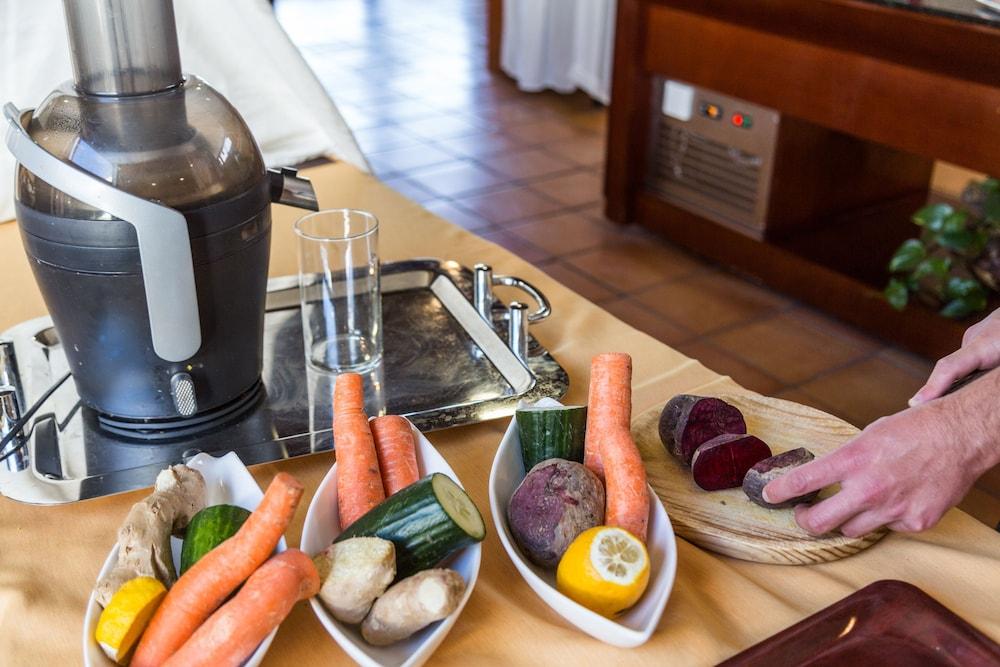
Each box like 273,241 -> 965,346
95,380 -> 266,441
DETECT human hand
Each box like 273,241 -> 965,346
763,373 -> 1000,537
910,308 -> 1000,406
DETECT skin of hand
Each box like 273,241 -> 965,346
763,368 -> 1000,537
910,307 -> 1000,406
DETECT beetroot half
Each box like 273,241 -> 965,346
743,447 -> 819,509
659,395 -> 747,465
690,434 -> 772,491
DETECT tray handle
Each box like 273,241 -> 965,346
493,275 -> 551,323
473,263 -> 552,323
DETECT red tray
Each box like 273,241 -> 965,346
721,580 -> 1000,666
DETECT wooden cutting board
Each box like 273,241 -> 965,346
633,391 -> 886,565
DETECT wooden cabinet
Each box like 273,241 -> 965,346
604,0 -> 1000,358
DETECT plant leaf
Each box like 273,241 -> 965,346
912,203 -> 953,231
942,211 -> 968,233
939,294 -> 987,319
888,239 -> 926,273
939,298 -> 974,319
884,278 -> 910,311
938,228 -> 987,255
944,276 -> 987,302
911,256 -> 951,283
985,190 -> 1000,224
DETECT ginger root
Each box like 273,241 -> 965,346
314,537 -> 395,623
361,569 -> 465,646
95,465 -> 205,606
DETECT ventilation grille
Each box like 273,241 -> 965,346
647,122 -> 765,226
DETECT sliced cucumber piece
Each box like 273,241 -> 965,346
516,405 -> 587,470
336,473 -> 485,579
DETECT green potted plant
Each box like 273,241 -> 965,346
885,177 -> 1000,318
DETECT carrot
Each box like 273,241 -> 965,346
602,429 -> 649,542
584,353 -> 633,481
131,472 -> 304,667
162,549 -> 320,667
334,373 -> 385,528
334,372 -> 365,417
371,415 -> 420,495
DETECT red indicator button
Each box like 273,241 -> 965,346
731,112 -> 752,129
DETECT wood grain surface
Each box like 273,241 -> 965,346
633,390 -> 886,564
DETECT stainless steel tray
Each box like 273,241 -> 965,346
0,259 -> 568,504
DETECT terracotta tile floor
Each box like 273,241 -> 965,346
276,0 -> 998,527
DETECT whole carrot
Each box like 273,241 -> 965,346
334,372 -> 365,416
162,549 -> 320,667
371,415 -> 420,495
584,353 -> 633,481
602,429 -> 649,542
131,472 -> 304,667
334,373 -> 385,528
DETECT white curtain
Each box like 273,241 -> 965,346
500,0 -> 617,104
0,0 -> 368,223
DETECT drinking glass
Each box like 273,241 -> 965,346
295,209 -> 382,374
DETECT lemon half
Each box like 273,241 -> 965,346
556,526 -> 649,618
95,576 -> 167,664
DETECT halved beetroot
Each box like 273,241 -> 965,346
690,434 -> 772,491
743,447 -> 819,509
659,395 -> 747,465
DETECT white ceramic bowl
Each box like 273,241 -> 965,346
489,397 -> 677,648
301,418 -> 482,667
83,452 -> 285,667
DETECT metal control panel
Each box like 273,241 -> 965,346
648,79 -> 781,238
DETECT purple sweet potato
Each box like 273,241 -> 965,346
507,459 -> 605,569
690,434 -> 772,491
743,447 -> 819,509
659,395 -> 747,465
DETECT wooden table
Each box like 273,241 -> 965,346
1,163 -> 999,665
603,0 -> 1000,359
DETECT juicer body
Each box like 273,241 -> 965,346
12,77 -> 278,421
16,198 -> 272,421
5,1 -> 317,425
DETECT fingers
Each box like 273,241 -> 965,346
763,451 -> 851,505
838,511 -> 888,538
962,307 -> 1000,345
909,348 -> 981,406
793,490 -> 866,535
887,510 -> 945,533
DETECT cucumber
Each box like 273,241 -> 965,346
180,504 -> 251,574
515,405 -> 587,470
336,473 -> 485,579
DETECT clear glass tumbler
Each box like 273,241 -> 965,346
295,209 -> 382,374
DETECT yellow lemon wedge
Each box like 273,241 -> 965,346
95,576 -> 167,664
556,526 -> 649,618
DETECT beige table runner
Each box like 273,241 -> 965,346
1,163 -> 998,665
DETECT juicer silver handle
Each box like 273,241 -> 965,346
3,103 -> 201,363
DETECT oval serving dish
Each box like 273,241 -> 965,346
301,418 -> 482,667
489,397 -> 677,648
83,451 -> 285,667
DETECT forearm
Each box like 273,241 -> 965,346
937,366 -> 1000,480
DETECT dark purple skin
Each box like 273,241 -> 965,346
690,434 -> 772,491
506,459 -> 605,569
659,395 -> 747,465
743,447 -> 819,509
